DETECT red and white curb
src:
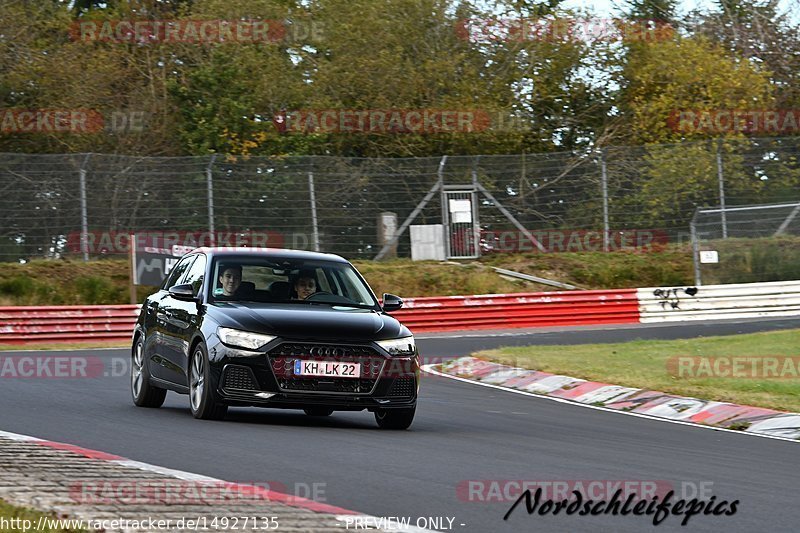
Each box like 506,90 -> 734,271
0,429 -> 435,532
423,357 -> 800,443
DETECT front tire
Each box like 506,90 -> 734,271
374,407 -> 415,430
131,336 -> 166,408
189,343 -> 227,420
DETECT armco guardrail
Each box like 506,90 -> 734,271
3,281 -> 799,344
0,305 -> 140,344
0,289 -> 640,344
638,281 -> 800,323
391,290 -> 640,332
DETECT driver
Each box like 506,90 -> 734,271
218,264 -> 242,297
293,270 -> 317,300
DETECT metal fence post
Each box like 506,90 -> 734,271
206,154 -> 216,245
308,170 -> 320,252
691,210 -> 702,286
79,153 -> 91,262
600,148 -> 610,252
716,139 -> 728,239
471,156 -> 481,258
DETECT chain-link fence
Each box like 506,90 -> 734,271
692,201 -> 800,285
3,136 -> 800,284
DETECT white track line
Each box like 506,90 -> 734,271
421,364 -> 799,444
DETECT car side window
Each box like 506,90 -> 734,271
182,254 -> 207,297
161,255 -> 194,290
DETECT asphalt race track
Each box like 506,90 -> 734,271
1,317 -> 799,532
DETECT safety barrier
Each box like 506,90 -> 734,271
638,281 -> 800,323
391,290 -> 641,332
0,305 -> 140,344
0,289 -> 640,344
3,281 -> 800,344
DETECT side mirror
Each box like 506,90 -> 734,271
382,293 -> 403,312
169,283 -> 196,301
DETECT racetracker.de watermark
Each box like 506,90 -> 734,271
272,109 -> 495,134
457,480 -> 678,502
69,479 -> 326,505
668,356 -> 800,379
0,356 -> 126,379
480,229 -> 668,253
0,109 -> 103,134
71,20 -> 287,44
456,17 -> 674,43
66,230 -> 286,255
0,109 -> 148,134
668,109 -> 800,135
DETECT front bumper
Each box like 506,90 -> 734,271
207,338 -> 419,411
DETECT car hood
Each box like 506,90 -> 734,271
205,302 -> 408,341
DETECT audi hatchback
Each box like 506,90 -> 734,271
131,247 -> 419,429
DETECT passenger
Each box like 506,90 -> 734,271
293,270 -> 317,300
218,264 -> 242,297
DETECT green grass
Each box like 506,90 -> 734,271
0,259 -> 149,306
478,247 -> 692,288
0,500 -> 86,532
704,236 -> 800,284
474,329 -> 800,413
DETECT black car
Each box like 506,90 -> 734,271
131,247 -> 419,429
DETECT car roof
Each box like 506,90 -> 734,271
190,247 -> 349,263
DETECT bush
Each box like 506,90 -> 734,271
74,276 -> 122,305
709,237 -> 800,284
751,242 -> 800,281
0,276 -> 35,297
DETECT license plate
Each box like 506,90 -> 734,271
293,360 -> 361,378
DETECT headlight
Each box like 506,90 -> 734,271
377,336 -> 416,355
217,327 -> 276,351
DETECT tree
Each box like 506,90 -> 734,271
622,0 -> 678,24
0,1 -> 185,154
692,0 -> 800,108
616,36 -> 773,144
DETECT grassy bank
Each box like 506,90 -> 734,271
0,260 -> 148,306
703,236 -> 800,284
2,234 -> 798,307
474,329 -> 800,413
0,248 -> 694,306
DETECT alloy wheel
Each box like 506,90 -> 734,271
190,348 -> 205,412
131,339 -> 144,399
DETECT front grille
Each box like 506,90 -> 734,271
222,365 -> 259,391
387,376 -> 416,398
268,343 -> 385,394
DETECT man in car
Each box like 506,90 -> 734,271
293,270 -> 317,300
218,264 -> 242,297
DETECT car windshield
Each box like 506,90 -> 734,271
209,256 -> 379,309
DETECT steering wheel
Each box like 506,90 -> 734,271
305,291 -> 332,301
